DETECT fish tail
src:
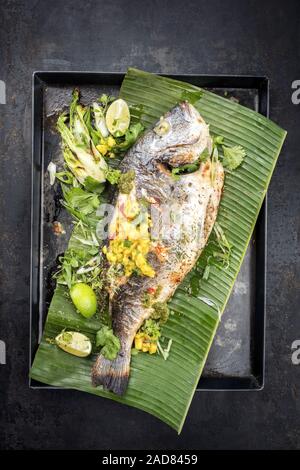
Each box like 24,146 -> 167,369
91,351 -> 131,396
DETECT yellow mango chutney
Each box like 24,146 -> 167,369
103,186 -> 155,278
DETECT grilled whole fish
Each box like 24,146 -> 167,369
92,102 -> 224,395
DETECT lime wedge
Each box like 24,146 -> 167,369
55,331 -> 92,358
70,282 -> 97,318
105,99 -> 130,136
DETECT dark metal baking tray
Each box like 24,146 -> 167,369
30,72 -> 268,391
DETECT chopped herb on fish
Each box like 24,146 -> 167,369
118,170 -> 136,194
151,302 -> 169,324
171,162 -> 200,180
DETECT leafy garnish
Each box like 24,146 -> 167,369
98,94 -> 115,111
113,123 -> 144,153
171,162 -> 199,180
62,186 -> 100,215
83,176 -> 105,194
55,244 -> 102,290
56,170 -> 79,186
202,221 -> 233,281
96,326 -> 121,360
222,145 -> 246,170
210,145 -> 219,185
141,319 -> 161,340
213,221 -> 232,266
106,167 -> 121,185
118,170 -> 135,193
170,145 -> 213,181
199,148 -> 210,162
151,302 -> 169,324
213,135 -> 224,146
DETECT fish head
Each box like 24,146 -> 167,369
148,102 -> 211,167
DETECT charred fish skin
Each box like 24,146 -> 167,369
92,102 -> 224,395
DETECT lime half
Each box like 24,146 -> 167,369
70,282 -> 97,318
105,98 -> 130,136
55,331 -> 92,358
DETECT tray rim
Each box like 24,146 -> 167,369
30,71 -> 269,392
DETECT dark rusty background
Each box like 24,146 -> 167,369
0,0 -> 299,450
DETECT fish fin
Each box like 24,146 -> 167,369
91,352 -> 131,396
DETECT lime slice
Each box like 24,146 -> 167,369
55,331 -> 92,358
105,99 -> 130,136
70,283 -> 97,318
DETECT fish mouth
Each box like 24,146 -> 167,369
179,101 -> 205,124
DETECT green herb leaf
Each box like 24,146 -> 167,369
141,319 -> 161,340
171,162 -> 199,180
98,94 -> 115,109
114,123 -> 144,153
222,145 -> 246,170
62,186 -> 100,215
56,170 -> 77,185
96,326 -> 121,360
83,177 -> 105,194
199,148 -> 210,162
213,135 -> 224,146
106,167 -> 121,185
202,264 -> 210,280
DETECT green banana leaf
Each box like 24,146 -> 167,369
30,68 -> 286,433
